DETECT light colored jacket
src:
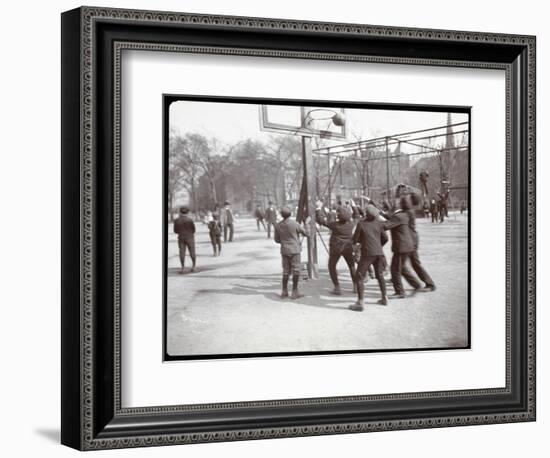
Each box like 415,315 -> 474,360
274,218 -> 309,255
219,207 -> 234,225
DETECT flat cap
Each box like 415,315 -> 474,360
280,206 -> 292,217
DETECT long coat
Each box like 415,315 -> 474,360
219,207 -> 234,225
173,215 -> 196,240
265,207 -> 277,224
384,211 -> 415,254
254,208 -> 265,219
405,209 -> 419,249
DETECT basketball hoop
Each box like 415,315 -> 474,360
304,108 -> 346,128
259,105 -> 346,140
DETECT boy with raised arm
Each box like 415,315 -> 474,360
350,205 -> 389,311
315,199 -> 356,295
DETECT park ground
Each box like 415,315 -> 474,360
166,213 -> 469,357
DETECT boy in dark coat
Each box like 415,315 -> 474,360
173,206 -> 196,274
437,190 -> 450,222
384,196 -> 422,297
407,193 -> 436,291
207,212 -> 223,256
219,201 -> 234,242
429,198 -> 438,223
350,206 -> 389,310
274,207 -> 310,299
254,205 -> 266,231
315,201 -> 356,295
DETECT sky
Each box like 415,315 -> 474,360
169,100 -> 469,155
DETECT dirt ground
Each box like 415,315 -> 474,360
166,213 -> 469,357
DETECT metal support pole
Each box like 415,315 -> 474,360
302,136 -> 319,279
327,153 -> 331,207
385,137 -> 390,198
339,157 -> 343,191
397,140 -> 402,183
438,150 -> 444,191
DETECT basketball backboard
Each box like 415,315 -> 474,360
259,105 -> 347,140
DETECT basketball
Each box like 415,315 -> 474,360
331,112 -> 346,126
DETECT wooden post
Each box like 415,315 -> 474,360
438,150 -> 444,191
301,135 -> 319,279
385,136 -> 390,199
327,153 -> 332,207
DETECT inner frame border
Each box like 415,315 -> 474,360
113,43 -> 510,411
160,94 -> 472,361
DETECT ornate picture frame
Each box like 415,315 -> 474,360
61,6 -> 536,450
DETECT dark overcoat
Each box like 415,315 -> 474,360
353,218 -> 388,256
384,211 -> 415,254
173,215 -> 196,240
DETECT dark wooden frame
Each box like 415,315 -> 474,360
61,6 -> 536,450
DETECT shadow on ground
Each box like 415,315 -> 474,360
194,272 -> 391,311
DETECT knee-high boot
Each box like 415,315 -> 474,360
291,274 -> 303,299
280,274 -> 289,298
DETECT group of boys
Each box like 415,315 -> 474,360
273,194 -> 436,311
254,201 -> 279,239
173,201 -> 236,274
174,194 -> 437,312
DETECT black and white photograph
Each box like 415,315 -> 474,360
164,97 -> 470,359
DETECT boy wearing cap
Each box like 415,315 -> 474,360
315,200 -> 356,295
274,207 -> 310,299
173,206 -> 196,274
350,205 -> 389,310
208,212 -> 223,257
384,196 -> 422,298
219,201 -> 234,242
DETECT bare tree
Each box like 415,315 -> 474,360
196,137 -> 229,207
225,139 -> 271,205
348,130 -> 380,198
265,135 -> 302,204
169,131 -> 210,219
